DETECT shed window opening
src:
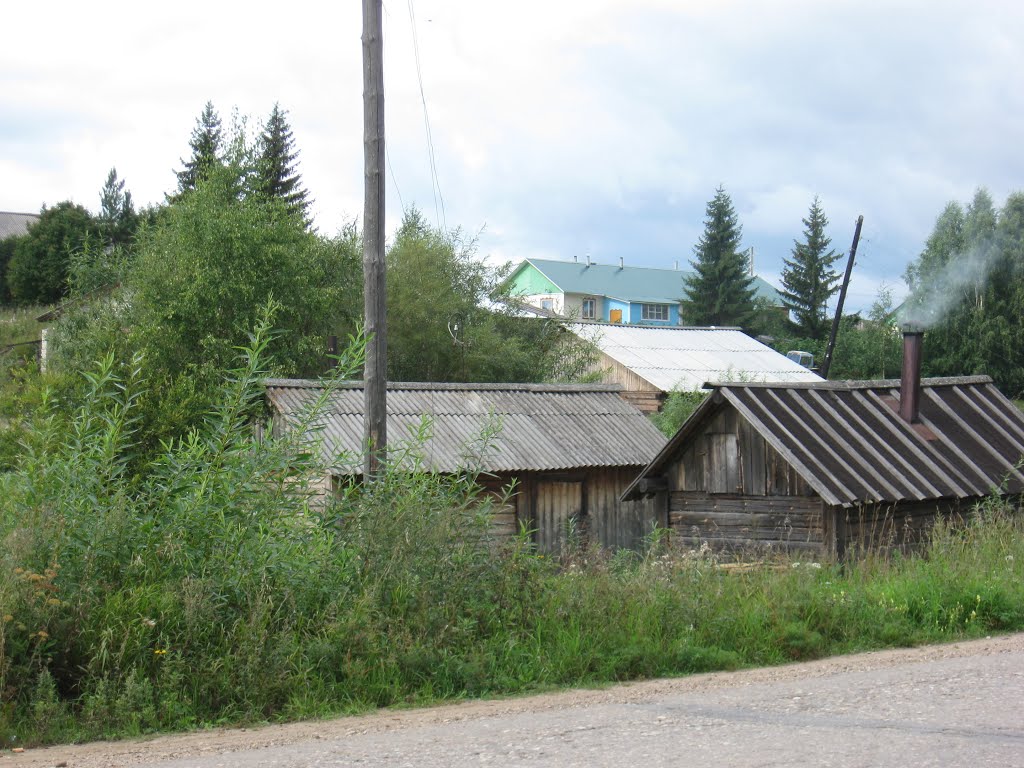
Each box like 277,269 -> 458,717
541,298 -> 554,311
582,298 -> 597,319
641,303 -> 670,322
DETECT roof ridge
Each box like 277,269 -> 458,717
530,257 -> 688,273
704,375 -> 994,390
264,378 -> 624,393
570,321 -> 743,331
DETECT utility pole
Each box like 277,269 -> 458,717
820,215 -> 864,380
362,0 -> 387,476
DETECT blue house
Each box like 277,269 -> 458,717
502,257 -> 784,326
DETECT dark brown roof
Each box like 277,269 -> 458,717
623,376 -> 1024,507
265,380 -> 667,475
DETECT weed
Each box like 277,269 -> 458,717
1,313 -> 1023,746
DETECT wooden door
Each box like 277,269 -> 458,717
535,479 -> 583,555
705,433 -> 740,493
609,309 -> 623,324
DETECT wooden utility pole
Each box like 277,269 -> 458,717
362,0 -> 387,476
819,215 -> 864,380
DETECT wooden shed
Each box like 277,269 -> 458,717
265,380 -> 668,554
622,362 -> 1024,557
567,323 -> 822,413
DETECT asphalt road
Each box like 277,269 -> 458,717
10,633 -> 1024,768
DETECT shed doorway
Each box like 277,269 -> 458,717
535,479 -> 583,555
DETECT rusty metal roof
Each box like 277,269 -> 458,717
623,376 -> 1024,507
265,380 -> 668,475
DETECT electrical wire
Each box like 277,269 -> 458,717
386,145 -> 406,215
407,0 -> 447,232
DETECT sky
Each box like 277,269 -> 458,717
3,0 -> 1023,313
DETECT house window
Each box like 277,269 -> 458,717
582,298 -> 597,319
541,298 -> 554,311
641,303 -> 670,322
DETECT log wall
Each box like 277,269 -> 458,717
669,492 -> 824,555
828,497 -> 970,556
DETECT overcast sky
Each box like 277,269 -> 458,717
3,1 -> 1022,312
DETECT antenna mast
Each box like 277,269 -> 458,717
820,215 -> 864,380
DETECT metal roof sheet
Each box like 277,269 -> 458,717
0,212 -> 38,240
517,258 -> 785,306
624,376 -> 1024,507
569,324 -> 823,391
265,380 -> 668,475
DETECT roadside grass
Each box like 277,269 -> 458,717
1,320 -> 1022,747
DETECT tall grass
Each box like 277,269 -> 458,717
0,305 -> 47,349
1,320 -> 1023,747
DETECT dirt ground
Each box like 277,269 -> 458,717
6,632 -> 1023,768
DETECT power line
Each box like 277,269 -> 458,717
386,145 -> 406,214
407,0 -> 446,232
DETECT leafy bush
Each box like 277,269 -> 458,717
651,389 -> 707,436
2,314 -> 1023,747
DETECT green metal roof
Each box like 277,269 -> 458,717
507,258 -> 784,306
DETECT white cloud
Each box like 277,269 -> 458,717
3,0 -> 1023,317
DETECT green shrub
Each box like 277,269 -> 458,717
1,311 -> 1023,747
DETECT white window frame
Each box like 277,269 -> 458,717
641,303 -> 670,322
581,297 -> 597,320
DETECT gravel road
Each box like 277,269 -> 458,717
7,633 -> 1024,768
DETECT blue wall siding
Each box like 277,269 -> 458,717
628,302 -> 679,325
605,298 -> 630,323
604,298 -> 680,325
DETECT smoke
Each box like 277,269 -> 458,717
898,241 -> 1001,330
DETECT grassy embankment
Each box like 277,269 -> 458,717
0,305 -> 49,470
1,319 -> 1023,748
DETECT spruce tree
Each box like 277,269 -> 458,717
255,104 -> 312,222
681,186 -> 756,327
780,196 -> 841,340
97,167 -> 139,247
173,101 -> 224,198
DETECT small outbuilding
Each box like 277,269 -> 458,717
265,380 -> 669,553
622,332 -> 1024,557
569,323 -> 823,413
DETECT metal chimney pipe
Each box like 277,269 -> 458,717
619,256 -> 624,268
899,330 -> 924,423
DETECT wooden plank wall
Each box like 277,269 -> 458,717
835,498 -> 968,555
669,492 -> 824,555
492,469 -> 665,554
534,478 -> 583,555
670,407 -> 812,498
619,391 -> 666,414
477,474 -> 524,540
586,467 -> 667,551
586,352 -> 663,395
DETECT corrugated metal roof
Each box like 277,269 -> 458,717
624,376 -> 1024,507
569,323 -> 823,391
518,258 -> 785,306
265,380 -> 668,475
0,212 -> 38,240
